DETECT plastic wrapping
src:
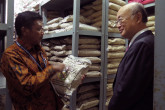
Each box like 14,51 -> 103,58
50,55 -> 91,103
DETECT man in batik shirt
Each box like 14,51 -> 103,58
0,11 -> 65,110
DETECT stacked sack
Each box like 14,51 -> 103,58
81,0 -> 126,33
105,38 -> 126,109
42,36 -> 101,108
44,15 -> 100,34
76,82 -> 100,110
77,37 -> 102,78
108,0 -> 126,33
147,15 -> 155,35
46,11 -> 61,22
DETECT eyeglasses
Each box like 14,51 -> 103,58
116,18 -> 127,25
109,18 -> 127,28
115,14 -> 135,26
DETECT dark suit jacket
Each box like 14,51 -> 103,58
108,30 -> 154,110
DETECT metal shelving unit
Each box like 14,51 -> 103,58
0,0 -> 14,110
40,0 -> 106,109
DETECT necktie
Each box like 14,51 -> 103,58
126,46 -> 129,52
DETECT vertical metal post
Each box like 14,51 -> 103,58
69,0 -> 80,109
41,8 -> 47,26
6,0 -> 14,47
101,0 -> 109,109
154,0 -> 165,110
72,0 -> 80,57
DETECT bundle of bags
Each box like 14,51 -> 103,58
50,55 -> 91,103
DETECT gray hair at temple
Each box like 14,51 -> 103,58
129,2 -> 148,23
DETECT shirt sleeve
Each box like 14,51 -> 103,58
0,51 -> 56,96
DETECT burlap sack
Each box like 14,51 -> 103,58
84,57 -> 101,64
108,27 -> 120,33
45,52 -> 52,57
108,20 -> 117,28
146,21 -> 155,27
77,90 -> 99,102
107,79 -> 114,83
51,45 -> 66,51
77,83 -> 100,94
85,106 -> 99,110
90,10 -> 102,19
89,64 -> 101,71
64,24 -> 100,32
78,99 -> 99,110
49,56 -> 64,62
93,17 -> 102,23
78,50 -> 101,57
59,22 -> 73,29
62,37 -> 101,45
107,83 -> 113,91
79,44 -> 101,50
107,68 -> 118,75
92,21 -> 102,27
42,46 -> 51,52
107,45 -> 126,52
108,52 -> 125,59
47,17 -> 63,25
107,90 -> 113,97
109,2 -> 121,11
109,15 -> 117,20
109,9 -> 117,15
108,38 -> 125,45
92,4 -> 102,11
81,9 -> 95,17
92,0 -> 102,6
148,26 -> 155,32
107,62 -> 120,69
86,71 -> 101,77
109,0 -> 126,6
108,58 -> 122,63
148,15 -> 155,21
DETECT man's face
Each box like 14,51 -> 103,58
26,20 -> 44,45
116,8 -> 137,40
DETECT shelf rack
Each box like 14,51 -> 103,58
40,0 -> 105,109
0,0 -> 14,110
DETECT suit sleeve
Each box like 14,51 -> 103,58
108,42 -> 154,110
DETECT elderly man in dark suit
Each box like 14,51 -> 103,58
108,2 -> 154,110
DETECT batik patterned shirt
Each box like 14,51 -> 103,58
0,42 -> 63,110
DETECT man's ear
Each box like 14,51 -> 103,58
136,12 -> 143,24
21,27 -> 29,36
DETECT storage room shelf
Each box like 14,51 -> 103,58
108,33 -> 121,38
144,2 -> 155,8
82,77 -> 101,83
43,30 -> 102,39
0,23 -> 8,31
41,0 -> 95,10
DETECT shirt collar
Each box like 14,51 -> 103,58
16,38 -> 41,52
129,28 -> 149,47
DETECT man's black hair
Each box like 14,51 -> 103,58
15,11 -> 42,37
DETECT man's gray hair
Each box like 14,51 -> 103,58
129,2 -> 148,23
